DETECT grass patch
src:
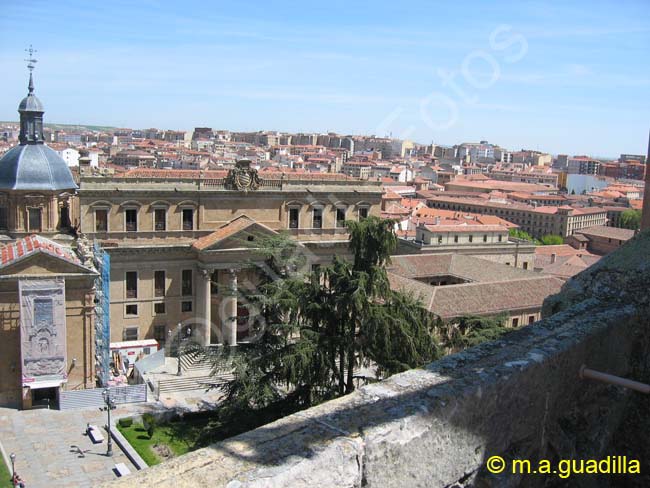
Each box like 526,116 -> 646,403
115,406 -> 294,467
0,455 -> 12,488
117,417 -> 210,466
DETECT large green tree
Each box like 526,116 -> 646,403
508,228 -> 539,243
540,234 -> 564,245
619,209 -> 642,230
436,313 -> 510,354
210,216 -> 439,416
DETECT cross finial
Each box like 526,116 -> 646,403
24,45 -> 38,73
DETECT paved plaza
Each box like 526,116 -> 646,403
0,406 -> 139,488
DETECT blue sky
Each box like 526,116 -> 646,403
1,0 -> 649,157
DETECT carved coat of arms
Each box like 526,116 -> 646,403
225,159 -> 262,192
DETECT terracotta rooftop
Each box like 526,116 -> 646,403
387,254 -> 532,283
575,225 -> 636,241
191,216 -> 261,251
387,270 -> 564,319
0,235 -> 82,269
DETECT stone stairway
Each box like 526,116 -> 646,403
156,351 -> 234,394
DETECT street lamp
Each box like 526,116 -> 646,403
176,322 -> 183,376
101,388 -> 116,456
9,453 -> 15,487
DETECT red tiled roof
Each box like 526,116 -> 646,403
192,216 -> 257,251
0,235 -> 82,268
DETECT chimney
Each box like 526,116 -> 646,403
641,129 -> 650,230
550,253 -> 557,264
78,149 -> 92,175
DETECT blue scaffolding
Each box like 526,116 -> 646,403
93,242 -> 111,387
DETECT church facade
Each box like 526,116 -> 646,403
0,66 -> 97,409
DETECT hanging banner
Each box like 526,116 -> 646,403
19,278 -> 67,386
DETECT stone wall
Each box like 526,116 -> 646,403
105,231 -> 650,488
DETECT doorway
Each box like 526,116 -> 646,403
31,387 -> 58,409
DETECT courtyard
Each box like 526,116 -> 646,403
0,406 -> 139,487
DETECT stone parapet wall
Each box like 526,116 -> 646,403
104,231 -> 650,488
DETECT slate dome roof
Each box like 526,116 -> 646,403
0,144 -> 78,191
18,93 -> 44,112
1,69 -> 78,192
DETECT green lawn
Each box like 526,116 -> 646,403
117,418 -> 210,466
0,455 -> 11,488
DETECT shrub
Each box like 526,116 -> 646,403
142,413 -> 157,438
118,417 -> 133,428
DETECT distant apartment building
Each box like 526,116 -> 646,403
619,154 -> 646,164
511,150 -> 552,166
553,154 -> 568,171
425,194 -> 608,238
489,170 -> 558,187
54,130 -> 82,144
112,149 -> 157,167
567,156 -> 601,175
163,130 -> 186,142
432,145 -> 457,160
192,127 -> 215,140
0,127 -> 18,142
342,161 -> 372,179
599,161 -> 646,181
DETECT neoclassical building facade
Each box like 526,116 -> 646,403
77,163 -> 383,348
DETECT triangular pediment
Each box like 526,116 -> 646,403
192,215 -> 280,252
0,250 -> 95,276
0,235 -> 95,276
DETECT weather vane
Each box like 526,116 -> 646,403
24,45 -> 38,73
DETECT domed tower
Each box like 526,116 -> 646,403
0,50 -> 78,238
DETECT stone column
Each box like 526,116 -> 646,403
223,269 -> 238,346
198,269 -> 211,346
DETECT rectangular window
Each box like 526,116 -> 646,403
528,315 -> 535,325
154,208 -> 166,231
468,235 -> 473,243
95,209 -> 108,232
123,327 -> 138,340
181,300 -> 193,312
335,208 -> 346,228
0,207 -> 8,229
154,270 -> 165,297
154,302 -> 166,315
126,271 -> 138,299
181,269 -> 193,296
437,236 -> 443,244
523,262 -> 529,270
358,207 -> 369,220
125,304 -> 138,316
125,208 -> 138,232
483,235 -> 488,242
498,234 -> 503,242
153,325 -> 166,342
289,208 -> 300,229
312,208 -> 323,229
512,318 -> 519,327
182,208 -> 194,230
454,235 -> 459,243
28,208 -> 42,232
